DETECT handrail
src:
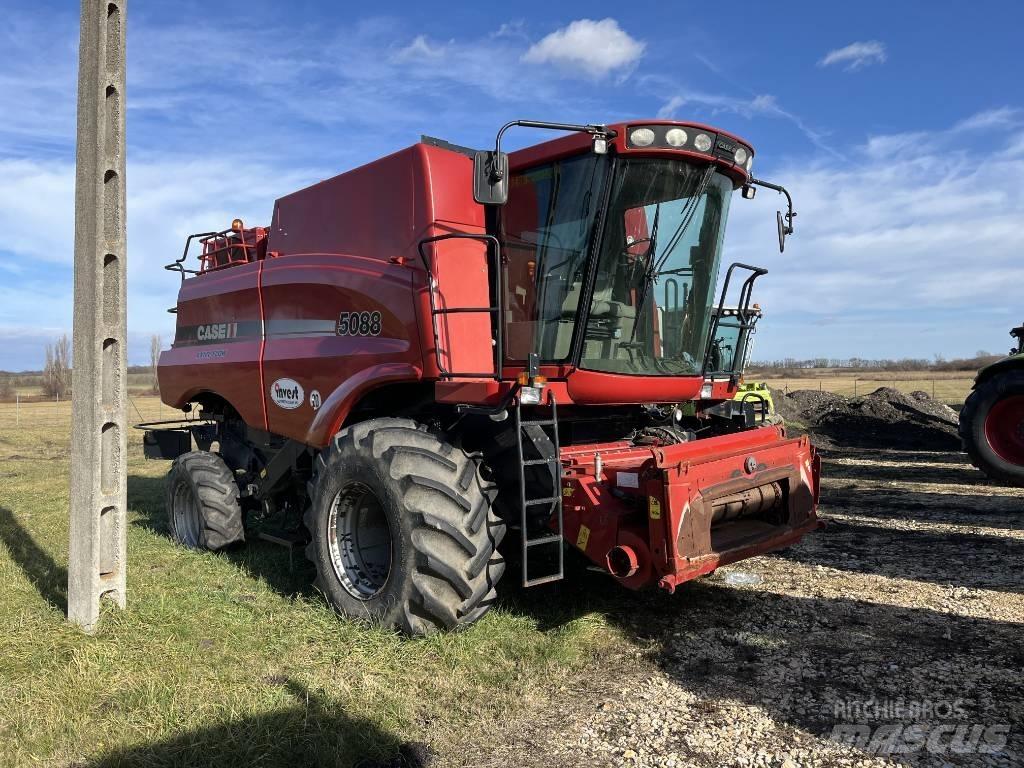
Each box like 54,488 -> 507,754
702,262 -> 767,378
417,233 -> 505,381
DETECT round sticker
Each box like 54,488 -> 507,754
270,378 -> 304,410
309,390 -> 322,411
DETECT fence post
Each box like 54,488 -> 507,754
68,0 -> 128,632
15,393 -> 19,428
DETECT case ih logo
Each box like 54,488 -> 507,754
197,322 -> 238,341
270,378 -> 304,410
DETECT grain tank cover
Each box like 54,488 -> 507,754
266,143 -> 483,263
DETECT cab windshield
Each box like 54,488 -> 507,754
501,154 -> 731,375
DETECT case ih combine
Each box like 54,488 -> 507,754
960,322 -> 1024,485
147,119 -> 820,635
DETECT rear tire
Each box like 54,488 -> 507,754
304,418 -> 506,635
960,370 -> 1024,486
166,451 -> 246,550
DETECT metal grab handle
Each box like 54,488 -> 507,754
416,233 -> 505,381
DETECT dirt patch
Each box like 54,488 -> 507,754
775,387 -> 961,451
476,444 -> 1023,768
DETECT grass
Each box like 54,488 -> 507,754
0,397 -> 622,767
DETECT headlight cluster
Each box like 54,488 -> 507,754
626,124 -> 753,172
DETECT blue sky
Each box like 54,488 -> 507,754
1,0 -> 1022,369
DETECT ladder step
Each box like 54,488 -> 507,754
524,534 -> 562,548
523,573 -> 564,587
521,419 -> 556,427
524,496 -> 559,506
521,457 -> 559,466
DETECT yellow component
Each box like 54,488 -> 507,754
734,380 -> 775,415
260,468 -> 268,478
576,525 -> 591,551
562,484 -> 573,497
648,497 -> 662,520
231,218 -> 244,231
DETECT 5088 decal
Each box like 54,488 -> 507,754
336,311 -> 382,337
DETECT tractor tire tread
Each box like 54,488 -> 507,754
305,418 -> 505,635
959,369 -> 1024,486
166,450 -> 245,551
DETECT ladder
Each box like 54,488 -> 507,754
514,389 -> 565,587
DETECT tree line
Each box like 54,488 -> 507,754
0,334 -> 163,402
750,352 -> 1003,375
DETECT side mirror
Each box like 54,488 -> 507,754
473,150 -> 509,206
777,210 -> 786,253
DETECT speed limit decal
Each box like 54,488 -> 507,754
336,311 -> 382,337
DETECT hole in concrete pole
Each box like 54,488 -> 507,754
105,4 -> 122,72
101,338 -> 120,408
103,170 -> 120,245
100,422 -> 120,495
104,85 -> 120,161
102,253 -> 120,327
99,506 -> 117,577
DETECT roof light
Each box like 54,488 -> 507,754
231,218 -> 244,231
630,127 -> 656,146
694,133 -> 713,152
665,127 -> 688,147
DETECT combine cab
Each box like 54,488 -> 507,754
146,119 -> 820,635
960,323 -> 1024,485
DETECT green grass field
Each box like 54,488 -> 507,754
0,397 -> 622,767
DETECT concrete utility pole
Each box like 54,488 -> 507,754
69,0 -> 128,631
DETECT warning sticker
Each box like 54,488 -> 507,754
648,497 -> 662,520
576,525 -> 591,551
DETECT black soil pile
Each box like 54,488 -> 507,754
773,386 -> 961,450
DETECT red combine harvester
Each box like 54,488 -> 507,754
147,119 -> 820,635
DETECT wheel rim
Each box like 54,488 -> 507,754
327,482 -> 393,600
985,395 -> 1024,465
172,479 -> 201,547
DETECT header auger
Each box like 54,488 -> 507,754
144,118 -> 820,635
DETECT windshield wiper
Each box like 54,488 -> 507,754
627,164 -> 717,346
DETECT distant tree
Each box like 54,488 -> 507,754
42,334 -> 72,400
150,335 -> 162,393
0,376 -> 13,402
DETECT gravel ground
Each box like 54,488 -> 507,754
471,395 -> 1023,768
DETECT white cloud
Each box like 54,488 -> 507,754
522,19 -> 644,79
954,107 -> 1021,132
818,41 -> 887,71
722,111 -> 1024,359
653,85 -> 841,159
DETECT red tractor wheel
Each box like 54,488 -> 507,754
960,370 -> 1024,486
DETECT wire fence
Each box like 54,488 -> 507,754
0,395 -> 178,433
760,377 -> 974,407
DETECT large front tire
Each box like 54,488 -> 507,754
305,418 -> 506,635
960,370 -> 1024,486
